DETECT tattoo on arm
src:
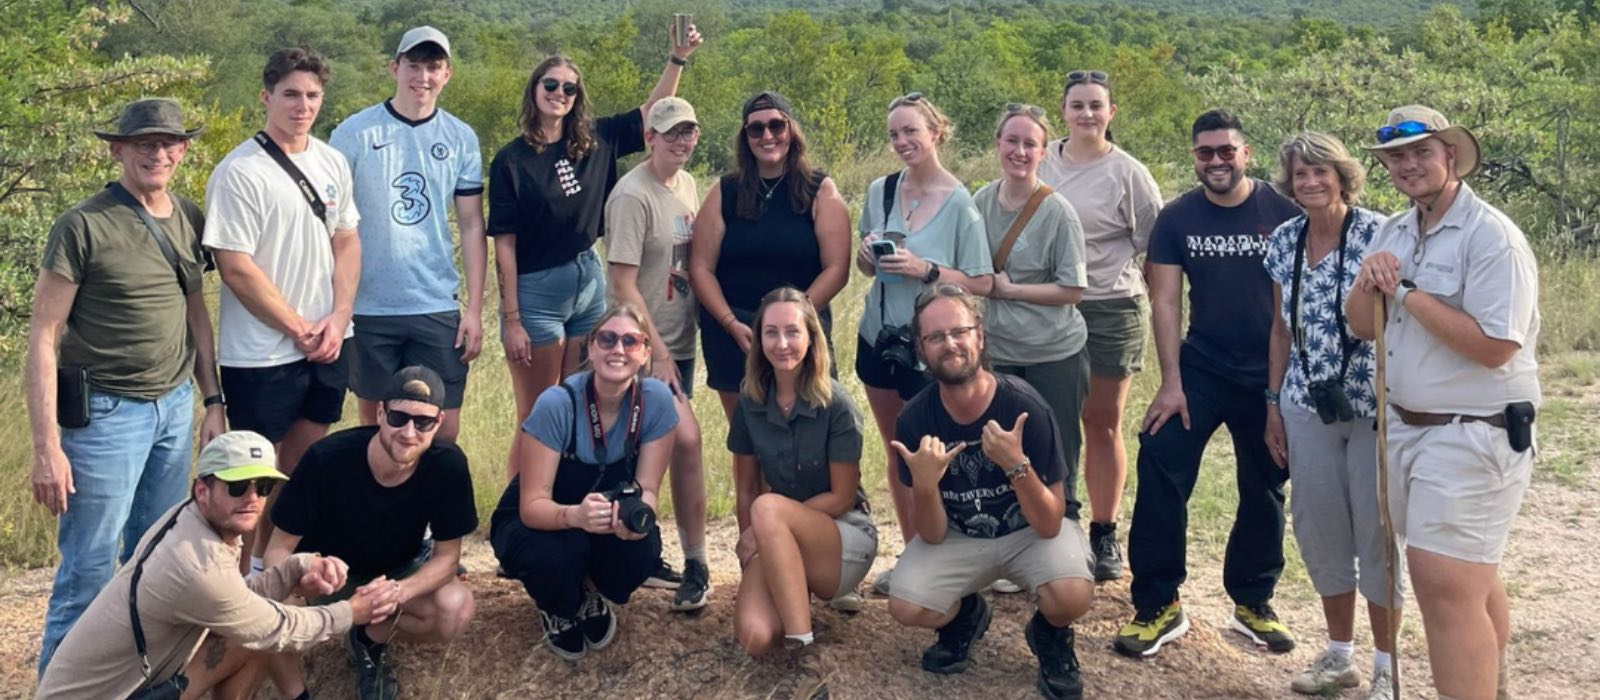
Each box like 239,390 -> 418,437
203,637 -> 226,670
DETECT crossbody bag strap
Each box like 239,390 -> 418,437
106,183 -> 190,296
1289,209 -> 1357,381
991,184 -> 1053,272
128,500 -> 192,682
252,131 -> 328,224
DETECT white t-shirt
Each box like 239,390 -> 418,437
204,136 -> 360,367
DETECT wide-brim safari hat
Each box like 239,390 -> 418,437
1363,104 -> 1479,179
93,98 -> 204,142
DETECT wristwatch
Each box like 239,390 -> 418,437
1264,389 -> 1280,405
1395,279 -> 1417,308
203,393 -> 226,408
1005,459 -> 1032,482
922,261 -> 942,284
669,55 -> 687,67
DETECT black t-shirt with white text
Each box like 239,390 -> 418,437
271,426 -> 478,578
895,373 -> 1078,539
1147,179 -> 1301,385
487,109 -> 646,272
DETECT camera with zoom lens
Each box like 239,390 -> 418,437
875,324 -> 919,372
1307,378 -> 1356,425
600,481 -> 656,535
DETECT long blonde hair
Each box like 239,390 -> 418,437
740,287 -> 832,408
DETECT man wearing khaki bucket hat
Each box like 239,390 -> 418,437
1347,105 -> 1541,700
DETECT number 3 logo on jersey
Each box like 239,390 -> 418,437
391,171 -> 430,225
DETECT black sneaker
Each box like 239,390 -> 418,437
643,560 -> 683,589
578,587 -> 618,651
920,594 -> 992,674
1089,521 -> 1123,582
1025,611 -> 1084,700
672,558 -> 712,611
344,628 -> 399,700
539,608 -> 587,661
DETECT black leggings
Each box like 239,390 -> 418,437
490,509 -> 662,618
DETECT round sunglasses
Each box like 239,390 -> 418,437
540,78 -> 579,96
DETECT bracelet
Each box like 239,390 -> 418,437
669,55 -> 687,67
1004,459 -> 1031,482
502,309 -> 520,319
720,312 -> 736,328
1264,389 -> 1281,405
203,393 -> 226,408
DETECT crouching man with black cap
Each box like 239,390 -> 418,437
265,366 -> 477,700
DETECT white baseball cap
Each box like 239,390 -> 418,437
396,26 -> 451,59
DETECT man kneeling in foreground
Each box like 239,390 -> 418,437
36,431 -> 399,699
887,284 -> 1096,700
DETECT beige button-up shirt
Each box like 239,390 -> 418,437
36,502 -> 354,699
1369,183 -> 1541,415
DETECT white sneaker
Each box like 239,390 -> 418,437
1366,664 -> 1395,700
990,578 -> 1023,594
1290,650 -> 1361,695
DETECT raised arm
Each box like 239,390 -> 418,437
638,22 -> 702,120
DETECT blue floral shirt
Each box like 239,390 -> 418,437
1263,208 -> 1383,417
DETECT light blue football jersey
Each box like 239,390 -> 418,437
331,101 -> 483,316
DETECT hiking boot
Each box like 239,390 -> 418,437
1089,522 -> 1123,582
1231,603 -> 1296,653
1113,600 -> 1189,658
1367,664 -> 1395,700
579,586 -> 618,651
344,628 -> 398,700
539,608 -> 586,661
990,578 -> 1023,594
672,558 -> 712,611
871,565 -> 893,596
1290,649 -> 1360,694
644,560 -> 682,589
920,594 -> 992,674
1024,611 -> 1084,700
783,639 -> 829,700
828,591 -> 864,614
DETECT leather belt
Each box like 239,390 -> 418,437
1392,404 -> 1506,429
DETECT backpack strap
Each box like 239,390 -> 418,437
128,500 -> 191,683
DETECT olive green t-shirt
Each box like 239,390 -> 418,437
41,187 -> 205,399
973,182 -> 1088,365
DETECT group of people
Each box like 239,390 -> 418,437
23,19 -> 1540,700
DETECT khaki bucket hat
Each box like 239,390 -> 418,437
1363,104 -> 1480,179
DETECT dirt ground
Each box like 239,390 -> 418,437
4,390 -> 1597,699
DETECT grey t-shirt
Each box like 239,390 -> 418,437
727,378 -> 867,508
604,163 -> 699,360
1038,142 -> 1163,300
42,188 -> 206,399
973,182 -> 1088,364
857,173 -> 992,342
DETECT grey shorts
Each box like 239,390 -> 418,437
892,519 -> 1093,613
1386,413 -> 1533,564
350,311 -> 469,409
1282,403 -> 1403,605
834,509 -> 879,598
1079,296 -> 1147,378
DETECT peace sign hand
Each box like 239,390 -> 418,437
890,435 -> 968,489
981,412 -> 1028,470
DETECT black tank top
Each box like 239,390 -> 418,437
712,172 -> 827,313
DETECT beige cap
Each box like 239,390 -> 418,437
647,97 -> 698,133
396,26 -> 451,58
196,431 -> 287,482
1363,104 -> 1480,179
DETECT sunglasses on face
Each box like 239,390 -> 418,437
216,477 -> 277,499
595,330 -> 647,351
1376,120 -> 1435,144
540,78 -> 579,96
1193,145 -> 1240,162
744,118 -> 789,139
658,125 -> 700,143
384,406 -> 441,432
1065,70 -> 1110,88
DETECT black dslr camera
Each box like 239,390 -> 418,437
875,324 -> 919,372
601,481 -> 656,535
1307,378 -> 1356,424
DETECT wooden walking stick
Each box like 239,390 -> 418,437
1372,294 -> 1401,697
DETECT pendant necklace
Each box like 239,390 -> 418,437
760,174 -> 786,201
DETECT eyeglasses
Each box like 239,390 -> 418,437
540,78 -> 579,96
744,118 -> 789,139
1193,145 -> 1240,162
658,125 -> 700,143
216,477 -> 277,499
595,329 -> 647,351
1376,120 -> 1435,144
1004,103 -> 1047,118
920,325 -> 978,347
126,139 -> 188,156
887,91 -> 926,110
384,406 -> 441,432
1065,70 -> 1110,88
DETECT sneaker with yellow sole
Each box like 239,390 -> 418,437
1113,601 -> 1189,658
1231,603 -> 1296,653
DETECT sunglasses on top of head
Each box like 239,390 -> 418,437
744,118 -> 789,139
1375,120 -> 1436,144
1004,102 -> 1047,118
1065,70 -> 1110,88
540,78 -> 579,96
1193,145 -> 1239,162
384,406 -> 441,432
595,329 -> 647,351
214,477 -> 277,499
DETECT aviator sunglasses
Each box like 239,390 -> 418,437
217,477 -> 278,498
1375,120 -> 1435,144
384,406 -> 441,432
541,78 -> 579,96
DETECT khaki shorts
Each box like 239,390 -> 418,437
1386,415 -> 1533,564
1079,296 -> 1147,378
834,509 -> 879,598
891,519 -> 1093,613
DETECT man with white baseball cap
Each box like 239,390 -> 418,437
1348,105 -> 1540,700
37,431 -> 399,700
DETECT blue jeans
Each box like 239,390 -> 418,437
38,381 -> 194,675
515,248 -> 607,345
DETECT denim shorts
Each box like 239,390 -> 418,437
516,248 -> 607,346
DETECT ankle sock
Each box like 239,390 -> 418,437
683,547 -> 706,564
785,632 -> 815,647
1326,639 -> 1354,659
249,556 -> 264,574
1373,649 -> 1393,673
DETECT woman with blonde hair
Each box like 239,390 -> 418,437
729,288 -> 874,694
1261,131 -> 1400,699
